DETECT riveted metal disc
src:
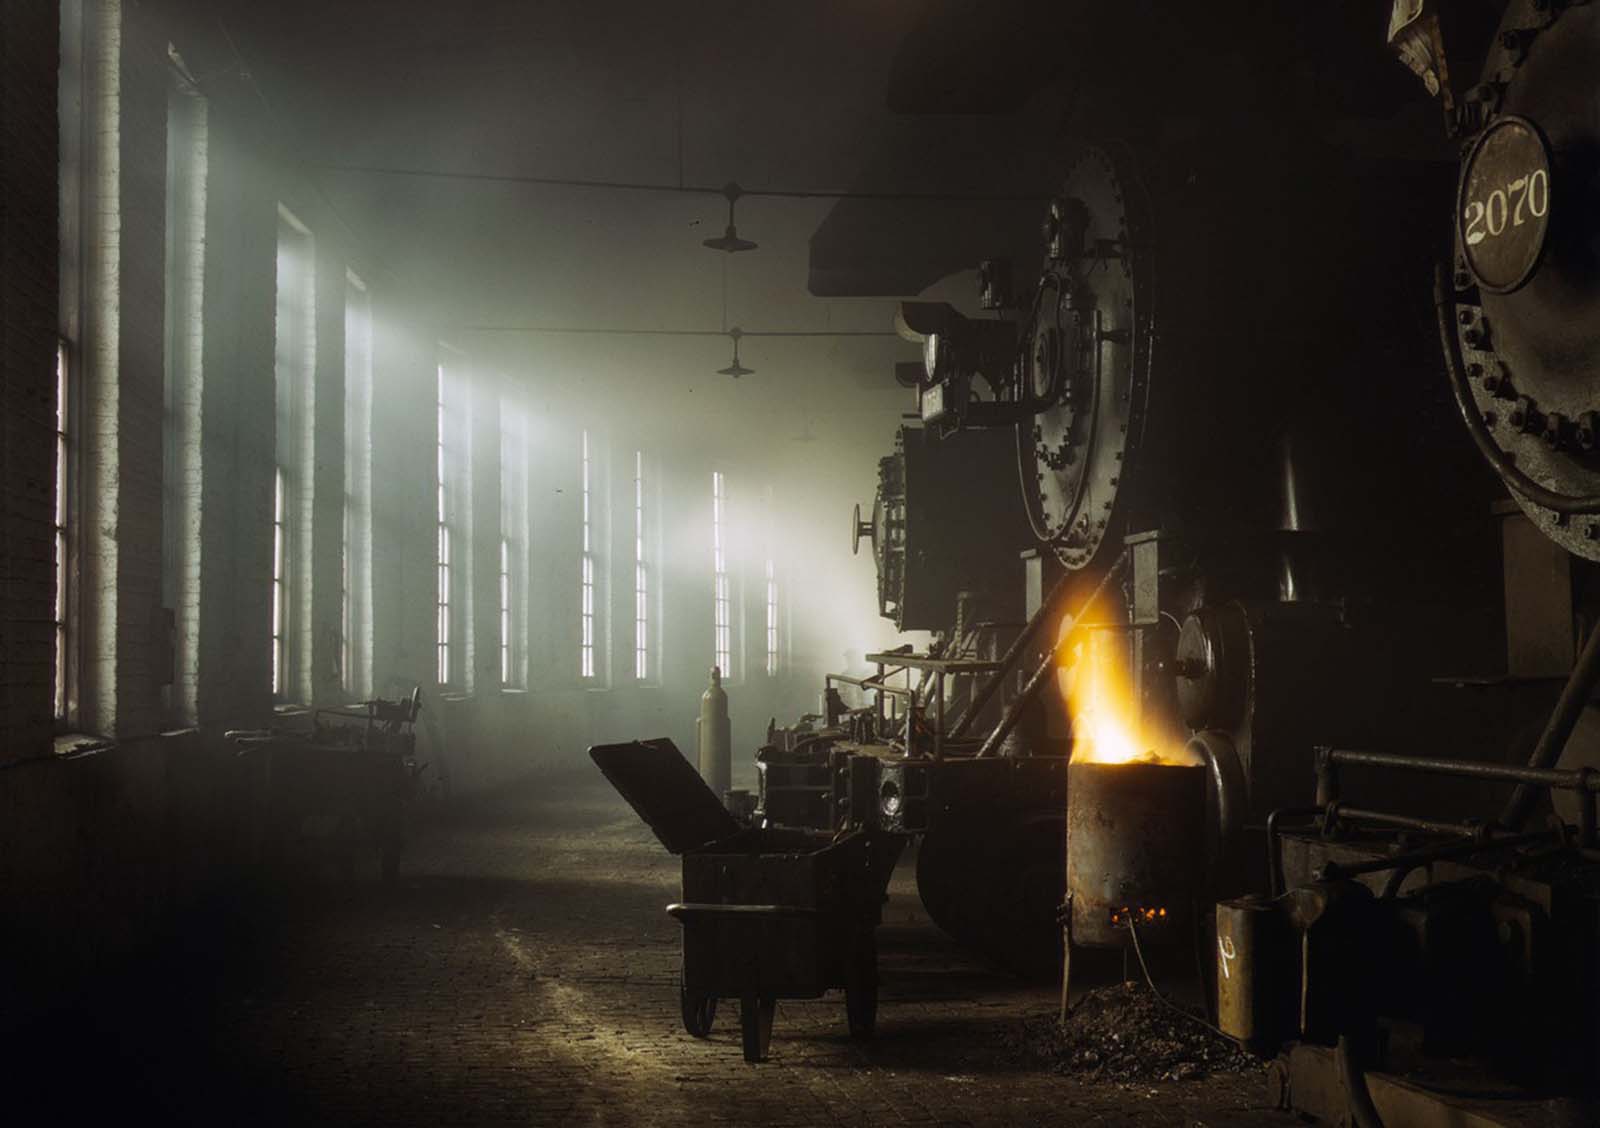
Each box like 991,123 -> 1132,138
1457,115 -> 1552,295
1018,145 -> 1153,570
1452,1 -> 1600,560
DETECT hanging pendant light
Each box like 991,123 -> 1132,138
702,181 -> 758,253
718,327 -> 754,377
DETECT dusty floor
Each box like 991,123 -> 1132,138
11,770 -> 1292,1126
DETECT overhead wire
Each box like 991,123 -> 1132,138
456,325 -> 897,338
310,161 -> 1050,204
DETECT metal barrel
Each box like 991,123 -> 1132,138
1065,761 -> 1205,948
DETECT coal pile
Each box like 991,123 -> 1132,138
1003,982 -> 1262,1084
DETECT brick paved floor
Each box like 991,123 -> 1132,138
11,770 -> 1292,1126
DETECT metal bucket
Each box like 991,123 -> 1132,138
1065,761 -> 1206,948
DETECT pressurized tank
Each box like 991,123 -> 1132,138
697,666 -> 731,800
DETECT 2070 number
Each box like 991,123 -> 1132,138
1463,168 -> 1549,245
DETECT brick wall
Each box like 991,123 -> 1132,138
0,0 -> 62,765
195,108 -> 277,731
371,316 -> 436,698
164,83 -> 207,726
111,0 -> 170,737
71,0 -> 169,740
310,244 -> 346,704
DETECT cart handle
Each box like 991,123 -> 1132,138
666,902 -> 824,921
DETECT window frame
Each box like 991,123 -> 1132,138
633,449 -> 651,682
436,362 -> 451,687
271,466 -> 286,697
271,205 -> 316,704
499,536 -> 512,686
765,558 -> 779,677
341,269 -> 373,698
712,470 -> 732,679
580,429 -> 597,681
497,408 -> 530,691
53,340 -> 74,725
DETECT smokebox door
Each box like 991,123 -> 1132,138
589,739 -> 741,854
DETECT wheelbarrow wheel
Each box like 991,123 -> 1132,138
740,994 -> 776,1063
680,981 -> 717,1038
846,930 -> 878,1040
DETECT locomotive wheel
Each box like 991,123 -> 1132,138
740,994 -> 776,1063
680,980 -> 717,1039
916,807 -> 1065,979
845,930 -> 878,1040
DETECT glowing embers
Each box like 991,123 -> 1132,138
1109,905 -> 1170,927
1059,624 -> 1200,767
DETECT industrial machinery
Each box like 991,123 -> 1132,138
227,687 -> 427,881
578,5 -> 1600,1111
761,0 -> 1505,981
1197,3 -> 1600,1123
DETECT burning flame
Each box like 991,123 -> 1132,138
1058,625 -> 1201,767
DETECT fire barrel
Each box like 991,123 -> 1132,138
1065,761 -> 1206,948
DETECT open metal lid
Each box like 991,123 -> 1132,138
589,738 -> 742,855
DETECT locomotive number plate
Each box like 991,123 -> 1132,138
1458,115 -> 1552,295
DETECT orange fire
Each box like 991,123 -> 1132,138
1058,625 -> 1201,767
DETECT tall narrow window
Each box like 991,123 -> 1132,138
765,559 -> 779,677
343,271 -> 373,697
271,468 -> 286,696
580,430 -> 596,679
500,409 -> 528,689
54,341 -> 71,721
634,451 -> 648,680
436,364 -> 450,685
273,207 -> 315,701
713,471 -> 730,675
499,538 -> 512,685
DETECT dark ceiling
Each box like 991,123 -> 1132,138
194,1 -> 945,340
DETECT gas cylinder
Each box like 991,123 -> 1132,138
697,666 -> 732,799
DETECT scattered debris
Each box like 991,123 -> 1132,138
1000,982 -> 1262,1084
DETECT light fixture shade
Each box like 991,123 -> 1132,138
703,181 -> 757,252
703,224 -> 758,253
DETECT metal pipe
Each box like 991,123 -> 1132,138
975,648 -> 1056,758
1328,805 -> 1484,840
972,554 -> 1130,758
950,551 -> 1127,739
1325,747 -> 1600,792
824,673 -> 914,701
1317,830 -> 1559,883
1503,615 -> 1600,828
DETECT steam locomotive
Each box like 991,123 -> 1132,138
764,1 -> 1509,974
755,1 -> 1600,1115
